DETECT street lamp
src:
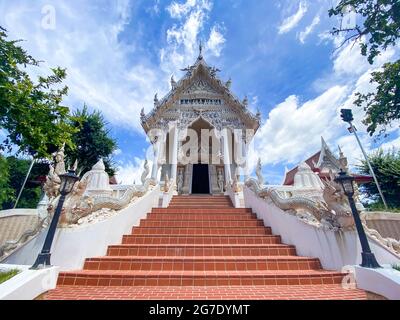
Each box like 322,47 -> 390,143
335,169 -> 381,269
340,108 -> 388,209
31,169 -> 79,270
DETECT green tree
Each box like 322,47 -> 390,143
329,1 -> 400,137
0,27 -> 78,158
0,155 -> 13,207
1,157 -> 49,209
357,149 -> 400,208
65,106 -> 117,177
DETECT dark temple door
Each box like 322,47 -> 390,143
191,164 -> 210,194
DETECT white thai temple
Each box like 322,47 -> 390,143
140,44 -> 260,195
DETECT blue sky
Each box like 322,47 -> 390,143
1,0 -> 399,184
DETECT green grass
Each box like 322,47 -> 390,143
393,265 -> 400,272
0,269 -> 20,284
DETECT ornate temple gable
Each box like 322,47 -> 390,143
141,49 -> 260,133
283,137 -> 341,186
316,137 -> 341,173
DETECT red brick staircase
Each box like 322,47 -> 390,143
44,195 -> 367,300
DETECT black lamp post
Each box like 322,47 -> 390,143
31,169 -> 79,270
340,108 -> 388,209
335,169 -> 381,269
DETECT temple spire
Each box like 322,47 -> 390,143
198,40 -> 203,60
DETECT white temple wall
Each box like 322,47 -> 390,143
4,186 -> 160,271
243,186 -> 400,271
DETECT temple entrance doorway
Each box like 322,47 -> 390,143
191,164 -> 210,194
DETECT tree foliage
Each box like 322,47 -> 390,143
65,106 -> 117,177
0,27 -> 78,158
329,1 -> 400,137
0,155 -> 13,206
357,149 -> 400,208
0,156 -> 49,209
354,60 -> 400,136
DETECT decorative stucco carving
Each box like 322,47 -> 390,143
0,216 -> 47,259
364,224 -> 400,256
42,150 -> 156,226
245,175 -> 355,231
57,178 -> 156,226
141,54 -> 260,134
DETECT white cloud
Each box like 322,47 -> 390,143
161,0 -> 224,77
113,149 -> 122,156
254,37 -> 399,177
298,15 -> 320,44
331,36 -> 395,77
116,157 -> 154,185
252,86 -> 349,166
1,0 -> 225,136
166,0 -> 213,18
278,1 -> 308,35
1,1 -> 165,132
206,25 -> 225,57
379,133 -> 400,152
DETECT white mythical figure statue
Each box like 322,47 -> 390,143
256,158 -> 264,185
164,174 -> 171,193
54,144 -> 66,176
141,160 -> 150,184
217,168 -> 224,193
177,168 -> 184,194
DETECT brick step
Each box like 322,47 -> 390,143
44,285 -> 368,300
106,244 -> 297,257
57,270 -> 346,287
131,226 -> 272,235
139,220 -> 264,227
172,196 -> 230,200
168,203 -> 233,210
83,256 -> 322,271
170,197 -> 232,201
151,207 -> 251,212
151,208 -> 252,213
147,213 -> 257,220
170,199 -> 232,203
121,235 -> 282,245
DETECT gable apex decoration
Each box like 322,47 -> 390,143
316,137 -> 341,172
141,50 -> 260,134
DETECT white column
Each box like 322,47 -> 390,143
222,130 -> 232,183
171,126 -> 179,181
151,140 -> 160,181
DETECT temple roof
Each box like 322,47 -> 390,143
282,137 -> 372,185
141,45 -> 261,133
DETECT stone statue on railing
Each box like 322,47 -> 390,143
43,155 -> 156,226
177,167 -> 184,195
164,174 -> 171,193
256,158 -> 264,185
231,174 -> 242,193
141,160 -> 150,185
54,144 -> 66,176
217,168 -> 224,193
